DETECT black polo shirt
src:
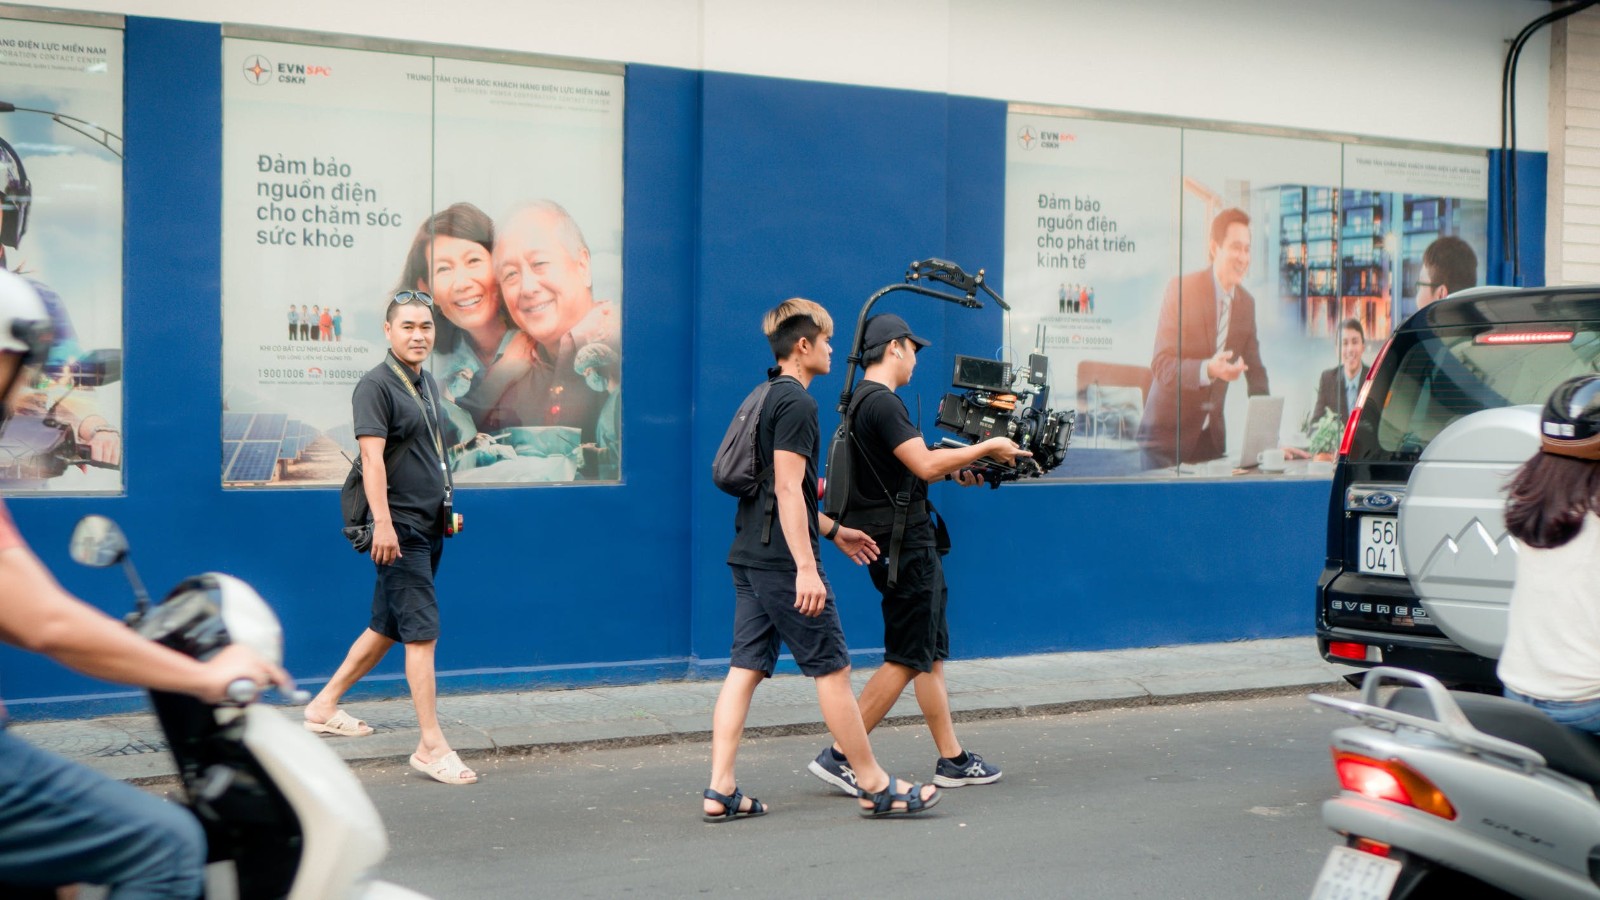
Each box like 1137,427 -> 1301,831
352,351 -> 447,535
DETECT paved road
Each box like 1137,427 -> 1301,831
361,692 -> 1349,898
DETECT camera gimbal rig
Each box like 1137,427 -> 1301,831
834,257 -> 1008,415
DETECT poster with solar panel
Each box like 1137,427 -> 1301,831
221,36 -> 623,488
0,15 -> 124,495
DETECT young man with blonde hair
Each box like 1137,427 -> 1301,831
702,298 -> 942,822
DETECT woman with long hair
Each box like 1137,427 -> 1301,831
1498,374 -> 1600,732
396,202 -> 521,403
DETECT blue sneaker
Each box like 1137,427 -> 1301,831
933,751 -> 1002,787
807,747 -> 861,797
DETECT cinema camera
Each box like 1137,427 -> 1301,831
934,352 -> 1075,484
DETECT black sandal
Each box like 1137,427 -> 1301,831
703,786 -> 767,823
858,777 -> 941,818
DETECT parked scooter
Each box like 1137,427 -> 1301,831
60,514 -> 429,900
1309,666 -> 1600,899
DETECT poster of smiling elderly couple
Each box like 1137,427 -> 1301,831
221,38 -> 623,488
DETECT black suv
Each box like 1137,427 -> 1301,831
1318,285 -> 1600,688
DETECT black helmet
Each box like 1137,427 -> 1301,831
0,136 -> 29,250
1540,375 -> 1600,460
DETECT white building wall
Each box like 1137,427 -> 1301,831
3,0 -> 1549,150
1550,5 -> 1600,285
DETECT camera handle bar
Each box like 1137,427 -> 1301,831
835,258 -> 1007,415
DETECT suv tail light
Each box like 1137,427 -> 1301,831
1474,330 -> 1575,345
1339,334 -> 1393,459
1337,406 -> 1362,458
1328,641 -> 1381,662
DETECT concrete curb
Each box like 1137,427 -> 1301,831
8,637 -> 1359,785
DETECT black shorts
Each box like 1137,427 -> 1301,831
369,523 -> 442,643
870,545 -> 949,673
728,565 -> 850,677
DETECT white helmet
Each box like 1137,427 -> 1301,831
0,267 -> 50,366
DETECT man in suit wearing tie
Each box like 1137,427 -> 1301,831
1312,318 -> 1368,425
1137,207 -> 1269,469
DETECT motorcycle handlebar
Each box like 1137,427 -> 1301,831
222,678 -> 311,706
224,678 -> 260,705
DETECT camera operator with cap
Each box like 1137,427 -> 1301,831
0,269 -> 287,899
808,313 -> 1028,797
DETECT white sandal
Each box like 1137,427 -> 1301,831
410,750 -> 478,785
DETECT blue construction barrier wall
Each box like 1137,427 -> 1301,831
2,17 -> 1403,717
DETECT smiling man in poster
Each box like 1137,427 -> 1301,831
455,199 -> 619,480
1135,207 -> 1269,470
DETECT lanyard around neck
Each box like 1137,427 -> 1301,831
385,356 -> 452,499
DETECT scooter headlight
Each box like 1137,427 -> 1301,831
211,573 -> 284,666
146,573 -> 282,667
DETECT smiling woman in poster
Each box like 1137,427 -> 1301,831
396,202 -> 526,405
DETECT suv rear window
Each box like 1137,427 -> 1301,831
1360,325 -> 1600,462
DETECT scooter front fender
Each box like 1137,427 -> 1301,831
239,706 -> 394,900
355,879 -> 434,900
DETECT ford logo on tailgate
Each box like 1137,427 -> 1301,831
1345,485 -> 1406,512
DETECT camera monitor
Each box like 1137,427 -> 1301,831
951,355 -> 1012,392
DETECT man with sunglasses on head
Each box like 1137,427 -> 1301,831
302,289 -> 478,786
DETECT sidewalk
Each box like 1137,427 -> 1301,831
10,637 -> 1356,783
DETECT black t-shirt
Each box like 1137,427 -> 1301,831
727,376 -> 821,571
352,352 -> 448,535
845,380 -> 935,547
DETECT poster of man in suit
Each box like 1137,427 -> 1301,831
1003,114 -> 1487,481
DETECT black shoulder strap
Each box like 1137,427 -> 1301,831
844,383 -> 921,590
757,375 -> 801,545
843,383 -> 905,507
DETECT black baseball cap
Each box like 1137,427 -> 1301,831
862,314 -> 930,351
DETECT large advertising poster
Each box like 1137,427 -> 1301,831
0,16 -> 124,495
222,39 -> 623,488
1004,116 -> 1180,480
1004,109 -> 1488,482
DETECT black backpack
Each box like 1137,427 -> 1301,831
712,377 -> 788,497
713,376 -> 801,545
821,385 -> 874,521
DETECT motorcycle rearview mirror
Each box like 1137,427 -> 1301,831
68,515 -> 152,617
69,515 -> 127,567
